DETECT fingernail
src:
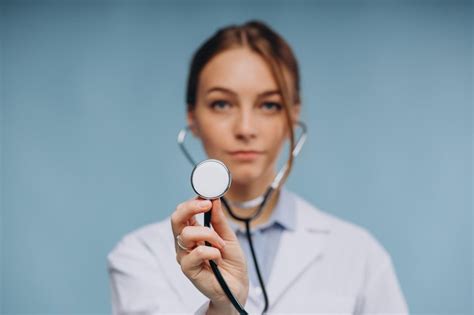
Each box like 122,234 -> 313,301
199,200 -> 210,208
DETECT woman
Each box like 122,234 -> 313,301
107,20 -> 409,315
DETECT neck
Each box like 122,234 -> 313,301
222,169 -> 280,229
225,167 -> 275,201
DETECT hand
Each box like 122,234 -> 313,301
170,197 -> 249,311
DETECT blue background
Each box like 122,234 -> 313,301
1,0 -> 472,314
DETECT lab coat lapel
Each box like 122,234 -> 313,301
155,192 -> 332,312
265,195 -> 331,308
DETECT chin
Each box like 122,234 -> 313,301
213,156 -> 268,183
231,170 -> 266,186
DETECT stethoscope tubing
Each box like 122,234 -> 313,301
221,188 -> 275,314
178,121 -> 308,315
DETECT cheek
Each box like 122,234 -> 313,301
264,124 -> 288,158
269,135 -> 287,158
267,117 -> 288,141
197,118 -> 230,153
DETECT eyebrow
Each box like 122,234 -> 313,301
206,86 -> 281,98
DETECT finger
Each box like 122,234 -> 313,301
180,225 -> 226,251
186,214 -> 198,227
180,245 -> 223,278
170,198 -> 212,237
210,198 -> 237,241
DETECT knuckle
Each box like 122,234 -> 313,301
181,225 -> 192,237
208,231 -> 216,241
194,245 -> 206,258
176,202 -> 185,213
180,261 -> 189,276
178,255 -> 188,272
213,231 -> 221,242
211,247 -> 220,257
170,212 -> 179,224
207,228 -> 217,240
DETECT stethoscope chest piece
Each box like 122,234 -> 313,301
179,122 -> 307,315
191,159 -> 231,200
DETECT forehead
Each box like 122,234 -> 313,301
198,48 -> 278,94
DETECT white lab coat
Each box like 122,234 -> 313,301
107,189 -> 409,314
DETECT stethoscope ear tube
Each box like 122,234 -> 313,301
178,121 -> 307,171
201,191 -> 274,315
221,189 -> 274,315
179,121 -> 308,315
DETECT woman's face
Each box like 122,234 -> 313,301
187,47 -> 300,185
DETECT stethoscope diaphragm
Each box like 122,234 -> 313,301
190,159 -> 231,200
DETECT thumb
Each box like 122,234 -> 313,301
210,198 -> 236,241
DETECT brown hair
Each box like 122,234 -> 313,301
185,20 -> 301,189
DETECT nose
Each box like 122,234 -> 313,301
233,108 -> 257,142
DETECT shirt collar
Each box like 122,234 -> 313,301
226,187 -> 297,233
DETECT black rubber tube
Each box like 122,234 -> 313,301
245,219 -> 269,314
203,187 -> 275,315
204,210 -> 248,315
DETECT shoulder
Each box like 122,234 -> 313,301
289,189 -> 392,264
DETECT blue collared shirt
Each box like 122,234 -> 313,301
227,188 -> 296,288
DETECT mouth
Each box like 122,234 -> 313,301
227,150 -> 264,161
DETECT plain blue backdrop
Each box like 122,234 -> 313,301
1,0 -> 472,314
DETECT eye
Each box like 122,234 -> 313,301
209,100 -> 231,111
260,102 -> 283,112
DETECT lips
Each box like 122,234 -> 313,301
228,150 -> 264,161
229,150 -> 263,154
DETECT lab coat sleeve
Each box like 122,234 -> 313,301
107,234 -> 207,315
356,234 -> 409,314
107,233 -> 167,314
107,232 -> 210,315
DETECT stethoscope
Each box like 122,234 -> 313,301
177,121 -> 308,315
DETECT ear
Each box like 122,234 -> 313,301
186,109 -> 200,138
